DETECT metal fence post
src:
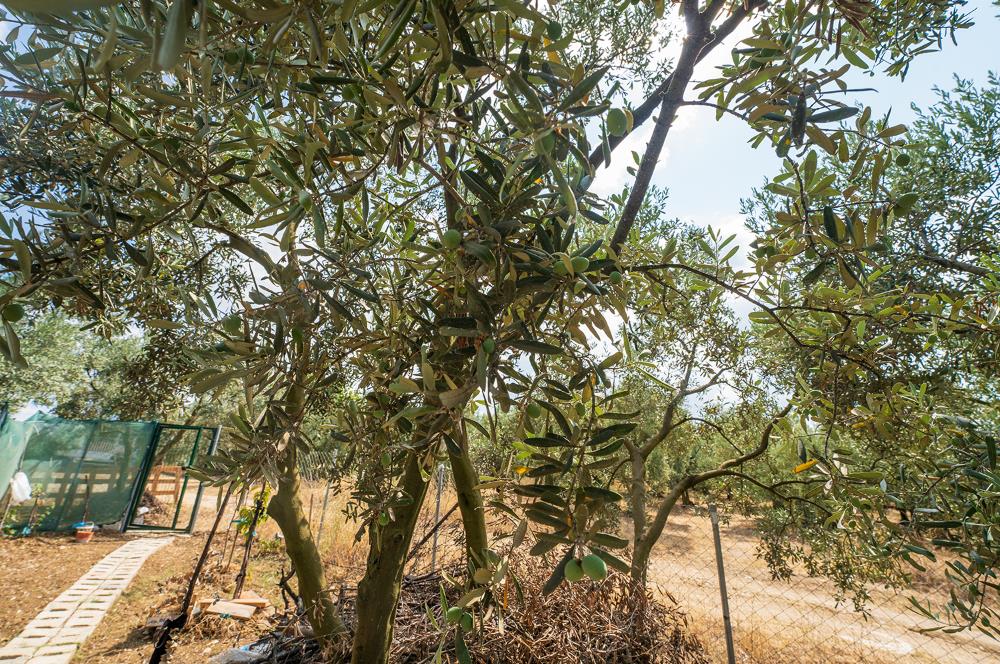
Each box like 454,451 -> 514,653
430,462 -> 445,571
710,504 -> 737,664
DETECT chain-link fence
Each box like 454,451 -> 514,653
647,504 -> 1000,664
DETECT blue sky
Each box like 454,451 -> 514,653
592,0 -> 999,260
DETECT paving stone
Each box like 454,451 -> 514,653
0,645 -> 36,658
31,646 -> 74,657
25,654 -> 73,664
0,537 -> 172,661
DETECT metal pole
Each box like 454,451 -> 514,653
709,504 -> 737,664
430,463 -> 445,571
315,479 -> 333,545
315,448 -> 337,546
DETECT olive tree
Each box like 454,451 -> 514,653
0,0 -> 982,660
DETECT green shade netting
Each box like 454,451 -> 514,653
0,411 -> 28,500
1,413 -> 157,531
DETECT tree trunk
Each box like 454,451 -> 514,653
351,451 -> 431,664
631,481 -> 688,584
627,448 -> 647,581
267,455 -> 347,645
447,421 -> 488,569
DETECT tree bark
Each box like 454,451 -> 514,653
627,446 -> 647,580
267,454 -> 347,645
351,450 -> 432,664
631,482 -> 688,584
447,421 -> 488,569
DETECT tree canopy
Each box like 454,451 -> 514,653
1,0 -> 997,660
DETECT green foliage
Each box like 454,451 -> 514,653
0,0 -> 990,652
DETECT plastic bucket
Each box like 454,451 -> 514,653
74,522 -> 96,543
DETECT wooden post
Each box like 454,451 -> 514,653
232,484 -> 266,599
710,504 -> 737,664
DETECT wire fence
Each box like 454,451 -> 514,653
286,471 -> 1000,663
647,504 -> 1000,664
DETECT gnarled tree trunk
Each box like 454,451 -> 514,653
267,450 -> 347,646
447,420 -> 488,569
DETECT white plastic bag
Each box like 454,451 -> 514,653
10,471 -> 31,504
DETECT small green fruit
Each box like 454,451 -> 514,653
377,512 -> 390,527
895,153 -> 911,167
570,256 -> 590,273
221,315 -> 242,335
553,260 -> 568,276
575,402 -> 586,417
459,611 -> 474,632
446,606 -> 463,624
482,337 -> 496,354
607,108 -> 628,137
442,229 -> 462,249
526,403 -> 542,419
2,304 -> 25,323
609,271 -> 623,285
581,553 -> 608,581
564,558 -> 585,583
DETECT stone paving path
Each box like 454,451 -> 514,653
0,537 -> 173,664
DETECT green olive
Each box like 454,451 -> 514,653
2,304 -> 25,323
482,337 -> 496,354
446,606 -> 463,624
442,229 -> 462,249
609,271 -> 623,285
607,108 -> 628,137
526,403 -> 542,419
581,553 -> 608,581
564,558 -> 584,583
570,256 -> 590,273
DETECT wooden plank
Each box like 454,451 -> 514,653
204,600 -> 257,620
231,590 -> 270,608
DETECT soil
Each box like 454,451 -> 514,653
5,486 -> 999,663
0,531 -> 134,643
647,507 -> 1000,664
71,532 -> 286,664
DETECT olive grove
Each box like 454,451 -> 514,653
0,0 -> 997,661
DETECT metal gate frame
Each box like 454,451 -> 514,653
122,424 -> 222,534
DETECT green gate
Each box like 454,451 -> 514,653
0,414 -> 220,534
123,424 -> 222,534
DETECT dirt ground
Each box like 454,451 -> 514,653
648,507 -> 1000,664
3,485 -> 998,663
0,532 -> 134,643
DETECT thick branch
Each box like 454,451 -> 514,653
916,253 -> 988,277
610,1 -> 708,251
688,401 -> 794,485
587,0 -> 767,170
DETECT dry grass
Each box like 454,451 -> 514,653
52,484 -> 1000,663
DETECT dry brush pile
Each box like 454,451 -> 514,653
250,552 -> 707,664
